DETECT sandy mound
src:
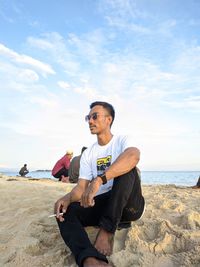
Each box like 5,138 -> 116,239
0,175 -> 199,266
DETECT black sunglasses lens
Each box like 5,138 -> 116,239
85,113 -> 98,121
92,113 -> 98,120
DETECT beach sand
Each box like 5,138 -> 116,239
0,174 -> 199,267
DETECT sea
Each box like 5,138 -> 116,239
0,170 -> 199,186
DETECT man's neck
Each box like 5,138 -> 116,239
97,131 -> 113,146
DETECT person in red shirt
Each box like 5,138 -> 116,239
52,150 -> 73,182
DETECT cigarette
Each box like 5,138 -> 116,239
48,212 -> 64,218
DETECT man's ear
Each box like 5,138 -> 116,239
107,115 -> 113,127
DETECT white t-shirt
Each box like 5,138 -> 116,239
79,135 -> 134,196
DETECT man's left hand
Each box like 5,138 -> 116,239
80,177 -> 102,207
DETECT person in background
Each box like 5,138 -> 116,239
192,176 -> 200,189
54,101 -> 145,267
19,164 -> 29,177
52,150 -> 73,182
69,146 -> 87,183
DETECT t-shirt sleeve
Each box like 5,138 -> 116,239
120,135 -> 135,151
79,150 -> 93,181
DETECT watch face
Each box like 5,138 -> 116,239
100,174 -> 107,184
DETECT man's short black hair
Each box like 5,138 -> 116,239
90,101 -> 115,127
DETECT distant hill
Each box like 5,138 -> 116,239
35,170 -> 51,172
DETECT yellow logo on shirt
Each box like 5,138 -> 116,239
97,155 -> 112,173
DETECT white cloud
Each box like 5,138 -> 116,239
74,86 -> 99,99
27,36 -> 54,50
0,43 -> 55,76
29,97 -> 58,108
67,31 -> 105,63
157,19 -> 177,37
23,31 -> 200,112
57,81 -> 70,90
27,33 -> 80,75
164,96 -> 200,112
173,45 -> 200,73
106,16 -> 151,34
26,30 -> 108,77
99,0 -> 151,34
99,0 -> 148,20
18,69 -> 39,82
0,59 -> 41,92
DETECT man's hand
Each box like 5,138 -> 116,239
81,177 -> 102,207
54,194 -> 71,222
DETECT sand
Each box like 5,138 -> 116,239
0,174 -> 199,267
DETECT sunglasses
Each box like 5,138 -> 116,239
85,112 -> 109,122
85,112 -> 98,122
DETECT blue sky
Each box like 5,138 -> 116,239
0,0 -> 200,171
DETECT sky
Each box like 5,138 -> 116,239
0,0 -> 200,171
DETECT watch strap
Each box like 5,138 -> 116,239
99,173 -> 107,185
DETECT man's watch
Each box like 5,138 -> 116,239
99,173 -> 107,185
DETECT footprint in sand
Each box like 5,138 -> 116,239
127,219 -> 198,256
169,211 -> 200,230
24,218 -> 62,256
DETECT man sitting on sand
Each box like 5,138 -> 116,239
19,164 -> 29,177
52,150 -> 73,182
54,101 -> 145,267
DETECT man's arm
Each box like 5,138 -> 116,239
54,179 -> 90,221
104,147 -> 140,180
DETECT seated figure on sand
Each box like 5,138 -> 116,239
19,164 -> 29,177
52,150 -> 73,182
54,101 -> 145,267
192,176 -> 200,189
69,146 -> 87,183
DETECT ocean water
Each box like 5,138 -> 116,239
1,170 -> 199,186
141,171 -> 199,186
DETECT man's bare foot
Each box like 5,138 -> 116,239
94,228 -> 114,256
83,257 -> 112,267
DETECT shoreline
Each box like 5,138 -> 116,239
1,172 -> 196,188
1,170 -> 199,187
0,174 -> 199,267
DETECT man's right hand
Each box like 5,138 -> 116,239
54,180 -> 90,221
54,194 -> 71,222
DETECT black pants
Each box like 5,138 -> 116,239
196,176 -> 200,187
53,167 -> 69,181
57,168 -> 145,267
19,171 -> 29,177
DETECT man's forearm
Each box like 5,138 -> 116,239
104,147 -> 140,180
68,179 -> 90,203
67,186 -> 83,203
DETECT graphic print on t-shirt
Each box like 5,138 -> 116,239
97,155 -> 112,176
